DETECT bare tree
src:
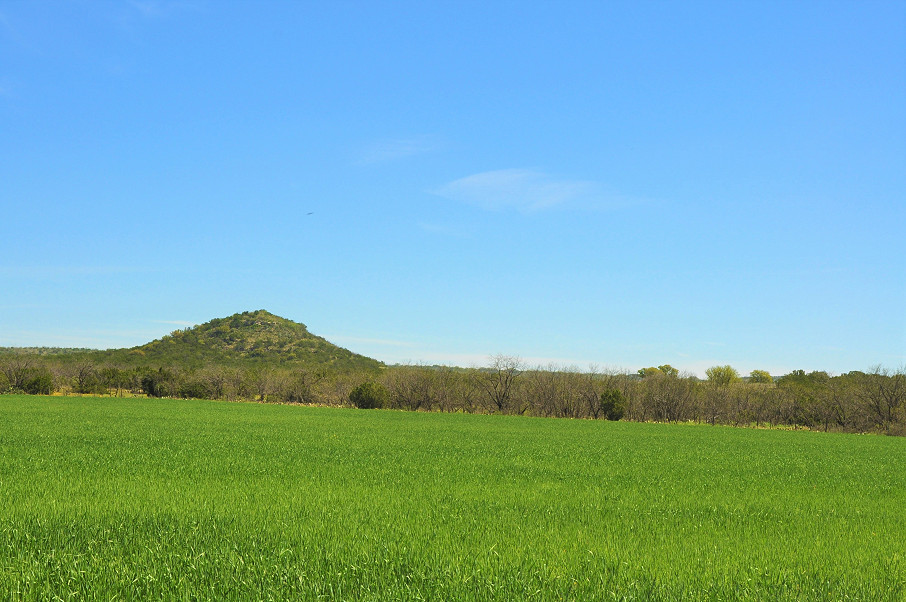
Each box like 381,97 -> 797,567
245,367 -> 277,402
432,366 -> 459,413
557,367 -> 584,418
577,365 -> 605,419
479,355 -> 522,413
2,356 -> 33,391
701,380 -> 733,426
74,361 -> 98,394
524,366 -> 560,417
642,371 -> 696,423
279,366 -> 329,404
858,367 -> 906,433
453,369 -> 482,413
384,364 -> 436,411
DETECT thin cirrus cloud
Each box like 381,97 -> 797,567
152,320 -> 197,327
127,0 -> 200,19
326,335 -> 418,348
356,136 -> 440,165
432,169 -> 631,213
129,1 -> 166,18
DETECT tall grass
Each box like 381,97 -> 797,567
1,394 -> 903,600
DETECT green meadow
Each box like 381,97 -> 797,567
1,395 -> 904,600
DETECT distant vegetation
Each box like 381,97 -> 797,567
0,346 -> 95,355
1,310 -> 904,435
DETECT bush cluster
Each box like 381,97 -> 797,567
1,354 -> 903,435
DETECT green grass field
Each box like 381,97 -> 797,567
1,395 -> 904,600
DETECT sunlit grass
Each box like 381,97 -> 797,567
1,395 -> 903,600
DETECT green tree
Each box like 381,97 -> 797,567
22,367 -> 54,395
141,367 -> 176,398
599,388 -> 625,420
706,365 -> 740,386
749,370 -> 773,384
178,378 -> 213,400
101,366 -> 133,397
658,365 -> 679,378
637,367 -> 663,378
349,381 -> 390,409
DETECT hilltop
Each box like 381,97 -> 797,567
87,310 -> 382,371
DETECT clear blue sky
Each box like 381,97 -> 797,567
2,1 -> 904,377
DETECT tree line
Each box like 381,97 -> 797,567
1,353 -> 903,435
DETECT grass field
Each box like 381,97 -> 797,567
1,395 -> 904,600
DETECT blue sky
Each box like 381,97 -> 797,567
1,1 -> 904,377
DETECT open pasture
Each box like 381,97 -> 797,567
0,394 -> 903,600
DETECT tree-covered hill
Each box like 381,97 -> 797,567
86,310 -> 382,371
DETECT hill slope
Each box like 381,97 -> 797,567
91,310 -> 382,371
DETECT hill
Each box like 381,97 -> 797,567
88,310 -> 382,371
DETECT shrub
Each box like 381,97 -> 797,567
22,368 -> 54,395
141,368 -> 175,398
178,380 -> 213,400
76,368 -> 107,395
600,388 -> 625,420
349,382 -> 389,409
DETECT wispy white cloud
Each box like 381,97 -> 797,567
386,351 -> 491,367
326,335 -> 417,348
129,1 -> 164,18
665,358 -> 801,380
356,136 -> 440,164
0,328 -> 165,350
433,169 -> 641,213
0,9 -> 12,34
397,352 -> 632,373
128,0 -> 201,19
0,9 -> 29,52
361,346 -> 630,372
152,320 -> 197,327
109,0 -> 202,35
432,169 -> 580,212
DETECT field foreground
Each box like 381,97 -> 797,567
0,395 -> 904,600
